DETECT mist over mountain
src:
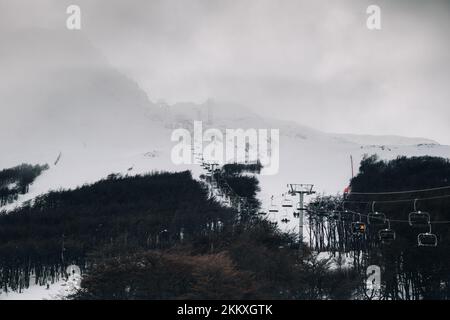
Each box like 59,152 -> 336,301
1,29 -> 449,213
0,29 -> 172,173
333,134 -> 438,146
1,29 -> 161,154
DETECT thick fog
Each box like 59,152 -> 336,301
1,0 -> 449,144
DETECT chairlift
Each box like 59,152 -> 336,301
368,212 -> 386,225
418,233 -> 437,247
351,213 -> 366,235
409,211 -> 430,227
269,196 -> 279,213
368,202 -> 386,225
352,222 -> 366,235
293,202 -> 303,218
281,209 -> 290,223
378,219 -> 396,243
418,224 -> 437,247
409,199 -> 431,227
281,200 -> 293,208
281,195 -> 293,208
201,162 -> 208,169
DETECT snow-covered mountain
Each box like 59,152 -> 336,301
154,100 -> 450,208
1,30 -> 450,213
1,29 -> 450,300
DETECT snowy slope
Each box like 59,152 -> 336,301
2,52 -> 450,213
4,98 -> 449,216
159,100 -> 450,194
13,105 -> 450,215
332,133 -> 437,146
1,30 -> 450,222
2,30 -> 450,299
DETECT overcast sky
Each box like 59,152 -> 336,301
1,0 -> 449,144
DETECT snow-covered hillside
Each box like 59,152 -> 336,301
1,30 -> 450,214
3,98 -> 450,214
2,29 -> 450,300
155,100 -> 450,198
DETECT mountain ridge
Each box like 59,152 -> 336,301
1,30 -> 449,211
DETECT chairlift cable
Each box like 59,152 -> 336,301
349,185 -> 450,195
307,208 -> 450,224
343,193 -> 450,204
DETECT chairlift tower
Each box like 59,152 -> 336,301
206,161 -> 219,176
288,184 -> 315,257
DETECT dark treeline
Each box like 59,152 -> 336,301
220,165 -> 261,213
222,161 -> 263,176
0,171 -> 234,293
0,163 -> 48,206
200,162 -> 262,216
307,155 -> 450,299
0,169 -> 359,299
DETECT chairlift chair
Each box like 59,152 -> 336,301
281,209 -> 290,223
368,211 -> 386,225
281,195 -> 293,208
409,199 -> 431,227
352,222 -> 366,235
378,219 -> 396,243
418,233 -> 437,247
293,202 -> 302,218
418,224 -> 437,247
351,213 -> 366,235
409,211 -> 430,227
269,196 -> 279,213
368,202 -> 386,225
281,200 -> 293,208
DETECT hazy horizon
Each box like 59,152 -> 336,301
1,0 -> 449,144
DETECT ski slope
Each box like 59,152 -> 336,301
2,29 -> 450,299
